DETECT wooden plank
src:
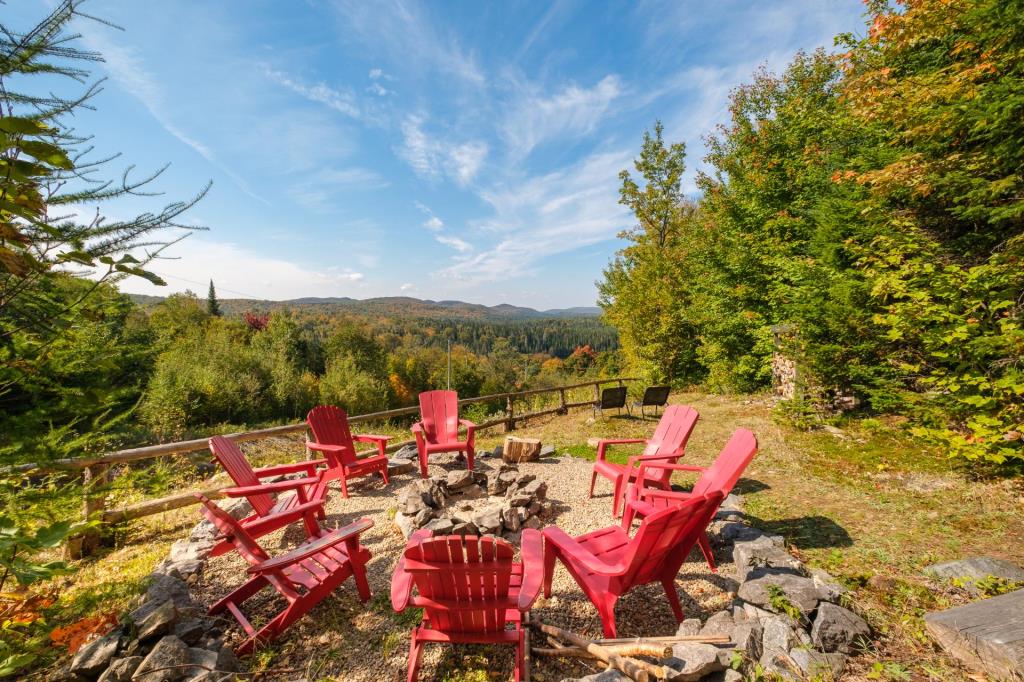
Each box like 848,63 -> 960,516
924,588 -> 1024,681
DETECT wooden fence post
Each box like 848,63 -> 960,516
593,383 -> 601,404
558,388 -> 567,415
505,396 -> 515,432
66,463 -> 109,559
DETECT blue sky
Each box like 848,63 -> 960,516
16,0 -> 865,307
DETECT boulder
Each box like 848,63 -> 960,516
513,474 -> 537,489
811,602 -> 870,654
70,631 -> 122,677
398,488 -> 430,515
392,444 -> 418,461
446,470 -> 474,490
728,620 -> 763,663
733,541 -> 802,582
387,458 -> 416,476
761,615 -> 806,656
458,484 -> 486,500
172,619 -> 210,647
412,508 -> 435,528
924,556 -> 1024,593
183,647 -> 218,680
714,522 -> 770,545
675,618 -> 702,637
97,656 -> 142,682
451,522 -> 479,536
218,497 -> 252,521
699,610 -> 734,637
136,600 -> 177,641
563,671 -> 630,682
924,588 -> 1024,681
133,635 -> 189,682
737,568 -> 822,617
522,516 -> 543,530
788,647 -> 847,678
809,568 -> 847,603
423,518 -> 455,535
502,507 -> 522,532
667,642 -> 725,681
472,506 -> 503,534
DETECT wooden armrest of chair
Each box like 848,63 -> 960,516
518,528 -> 545,609
542,527 -> 625,576
251,518 -> 374,573
391,529 -> 432,611
254,460 -> 326,476
222,476 -> 320,497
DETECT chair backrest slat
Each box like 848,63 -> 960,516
209,436 -> 275,516
418,390 -> 460,444
693,428 -> 758,498
196,494 -> 271,566
405,534 -> 515,634
622,492 -> 723,586
307,405 -> 358,467
642,404 -> 699,457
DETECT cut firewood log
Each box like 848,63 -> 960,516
503,436 -> 542,463
531,621 -> 679,682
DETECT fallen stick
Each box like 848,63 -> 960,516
532,622 -> 676,682
597,634 -> 731,645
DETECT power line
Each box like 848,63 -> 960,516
147,270 -> 268,300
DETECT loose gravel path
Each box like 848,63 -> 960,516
196,451 -> 735,681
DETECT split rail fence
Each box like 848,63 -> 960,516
13,377 -> 639,557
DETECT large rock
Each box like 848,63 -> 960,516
502,506 -> 522,532
472,506 -> 503,534
563,671 -> 630,682
924,587 -> 1024,681
446,470 -> 474,490
761,614 -> 807,661
183,647 -> 218,680
737,568 -> 822,617
924,556 -> 1024,592
398,485 -> 430,515
70,631 -> 122,677
133,635 -> 189,682
392,444 -> 418,461
699,610 -> 734,637
676,618 -> 702,637
788,648 -> 847,678
457,484 -> 486,500
809,567 -> 847,603
811,602 -> 870,654
667,642 -> 725,681
393,512 -> 416,539
387,458 -> 416,476
423,517 -> 454,536
733,540 -> 801,582
136,600 -> 177,641
97,656 -> 142,682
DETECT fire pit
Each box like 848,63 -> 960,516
392,461 -> 554,541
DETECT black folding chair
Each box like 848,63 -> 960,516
636,386 -> 671,418
594,386 -> 628,417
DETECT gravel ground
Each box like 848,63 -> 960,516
195,450 -> 735,681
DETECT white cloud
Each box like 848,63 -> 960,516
398,114 -> 487,186
438,149 -> 633,283
423,216 -> 444,231
79,28 -> 267,204
288,167 -> 390,211
261,65 -> 361,119
367,82 -> 391,96
369,68 -> 384,79
400,282 -> 415,291
117,238 -> 366,300
502,75 -> 622,160
435,234 -> 473,253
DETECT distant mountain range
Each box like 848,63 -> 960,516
128,294 -> 603,320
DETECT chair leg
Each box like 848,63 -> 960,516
596,593 -> 619,638
661,576 -> 685,622
697,531 -> 717,572
466,444 -> 474,471
418,450 -> 428,479
514,627 -> 525,682
407,629 -> 424,682
621,503 -> 636,530
588,470 -> 598,498
339,475 -> 349,499
543,550 -> 557,598
351,558 -> 372,602
380,464 -> 390,486
611,476 -> 624,518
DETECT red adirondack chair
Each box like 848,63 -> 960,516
306,405 -> 391,498
391,530 -> 544,682
411,390 -> 476,479
621,428 -> 759,571
207,435 -> 329,557
542,492 -> 723,638
195,494 -> 373,654
589,404 -> 700,518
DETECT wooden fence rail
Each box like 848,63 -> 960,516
51,377 -> 638,557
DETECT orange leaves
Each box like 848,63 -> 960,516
0,591 -> 56,626
49,611 -> 119,653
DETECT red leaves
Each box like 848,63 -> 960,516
49,611 -> 119,653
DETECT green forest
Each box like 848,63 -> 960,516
601,0 -> 1023,468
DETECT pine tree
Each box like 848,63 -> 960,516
207,280 -> 221,316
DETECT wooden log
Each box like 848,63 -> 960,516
597,635 -> 731,646
532,621 -> 676,682
503,437 -> 542,463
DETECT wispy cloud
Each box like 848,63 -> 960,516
79,28 -> 268,204
502,75 -> 621,160
398,114 -> 488,186
330,0 -> 484,85
261,65 -> 361,118
435,234 -> 473,253
423,216 -> 444,231
288,167 -> 390,211
439,149 -> 632,282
